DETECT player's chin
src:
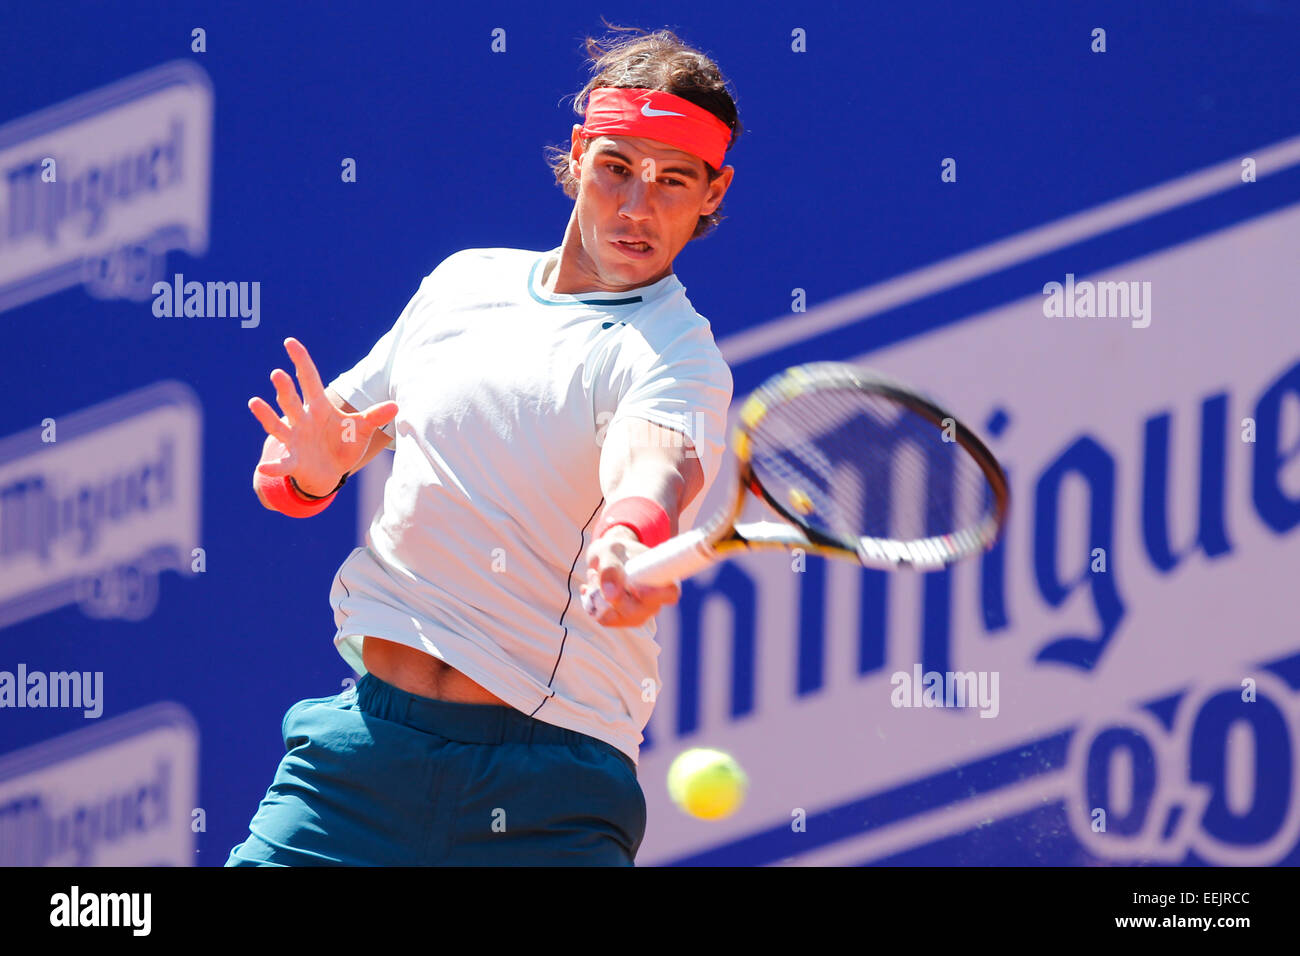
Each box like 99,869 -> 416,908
607,243 -> 662,274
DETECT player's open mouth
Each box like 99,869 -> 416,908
614,239 -> 654,258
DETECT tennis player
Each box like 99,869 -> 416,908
226,26 -> 740,866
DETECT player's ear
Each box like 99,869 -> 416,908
569,124 -> 586,179
700,164 -> 734,215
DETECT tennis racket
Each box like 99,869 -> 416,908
581,361 -> 1010,618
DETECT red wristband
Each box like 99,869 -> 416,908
593,496 -> 671,548
254,470 -> 338,518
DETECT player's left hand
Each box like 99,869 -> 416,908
582,525 -> 682,628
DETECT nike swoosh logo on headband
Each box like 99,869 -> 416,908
641,103 -> 685,118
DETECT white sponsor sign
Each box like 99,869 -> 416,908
0,702 -> 199,866
0,60 -> 212,312
0,381 -> 203,629
637,189 -> 1300,866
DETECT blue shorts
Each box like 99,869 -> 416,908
225,673 -> 646,866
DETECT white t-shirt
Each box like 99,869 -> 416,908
325,246 -> 733,764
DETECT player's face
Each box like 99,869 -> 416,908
567,130 -> 734,290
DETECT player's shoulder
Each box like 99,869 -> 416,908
412,247 -> 541,290
428,246 -> 539,274
621,290 -> 732,387
633,284 -> 724,354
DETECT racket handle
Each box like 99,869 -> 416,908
580,528 -> 718,618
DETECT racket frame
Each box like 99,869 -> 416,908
733,362 -> 1009,570
580,361 -> 1010,615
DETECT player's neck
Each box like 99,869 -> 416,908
546,214 -> 673,296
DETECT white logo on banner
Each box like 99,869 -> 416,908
637,141 -> 1300,866
0,702 -> 199,866
0,60 -> 212,312
0,381 -> 203,628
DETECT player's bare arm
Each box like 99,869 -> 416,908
247,336 -> 399,507
583,416 -> 705,628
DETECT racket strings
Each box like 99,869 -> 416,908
747,385 -> 994,549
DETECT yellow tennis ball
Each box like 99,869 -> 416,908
667,748 -> 748,820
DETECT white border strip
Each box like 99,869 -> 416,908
720,134 -> 1300,364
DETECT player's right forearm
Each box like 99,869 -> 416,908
252,433 -> 341,513
250,386 -> 395,514
253,461 -> 343,518
254,465 -> 346,511
253,431 -> 389,512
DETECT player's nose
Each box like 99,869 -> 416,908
619,177 -> 653,219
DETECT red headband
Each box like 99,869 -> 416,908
581,87 -> 732,170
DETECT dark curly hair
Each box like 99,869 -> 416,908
545,21 -> 743,240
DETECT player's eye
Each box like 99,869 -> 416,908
605,162 -> 685,188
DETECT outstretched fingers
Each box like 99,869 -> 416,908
248,396 -> 292,444
270,368 -> 305,423
357,400 -> 399,431
253,432 -> 295,478
283,337 -> 329,405
255,452 -> 296,478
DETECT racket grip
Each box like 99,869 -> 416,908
624,528 -> 716,586
580,529 -> 717,619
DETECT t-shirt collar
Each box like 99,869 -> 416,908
528,246 -> 681,307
